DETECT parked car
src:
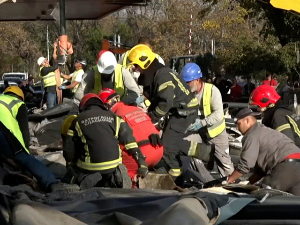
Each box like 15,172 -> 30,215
2,72 -> 28,81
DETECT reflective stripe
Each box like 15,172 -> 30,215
76,157 -> 122,171
75,122 -> 90,163
155,106 -> 167,116
125,142 -> 138,150
188,141 -> 198,157
144,99 -> 151,107
158,81 -> 175,92
116,117 -> 121,138
170,72 -> 190,95
92,64 -> 125,97
187,97 -> 199,108
287,115 -> 300,137
203,83 -> 226,138
276,123 -> 291,132
0,99 -> 22,115
169,168 -> 182,177
67,130 -> 74,136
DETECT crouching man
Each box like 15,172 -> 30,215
228,108 -> 300,196
61,93 -> 148,189
99,88 -> 163,182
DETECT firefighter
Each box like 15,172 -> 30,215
59,58 -> 86,95
37,56 -> 58,109
182,63 -> 234,177
228,108 -> 300,196
61,93 -> 148,189
0,86 -> 79,192
99,88 -> 163,181
249,84 -> 300,148
126,44 -> 208,178
74,50 -> 142,106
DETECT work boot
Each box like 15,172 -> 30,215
117,164 -> 132,189
49,182 -> 80,193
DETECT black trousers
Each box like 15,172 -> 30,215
161,113 -> 197,169
263,161 -> 300,196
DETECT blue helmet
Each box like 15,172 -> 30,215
181,63 -> 202,82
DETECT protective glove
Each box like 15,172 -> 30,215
149,133 -> 163,147
186,118 -> 202,131
135,95 -> 144,105
128,148 -> 148,178
58,85 -> 66,90
137,165 -> 148,178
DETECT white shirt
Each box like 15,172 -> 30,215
70,69 -> 84,82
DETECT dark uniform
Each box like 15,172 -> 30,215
65,104 -> 145,188
139,59 -> 199,177
262,101 -> 300,148
237,122 -> 300,195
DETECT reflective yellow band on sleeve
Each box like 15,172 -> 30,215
158,81 -> 175,92
276,124 -> 291,132
67,130 -> 74,136
125,142 -> 139,150
155,106 -> 167,116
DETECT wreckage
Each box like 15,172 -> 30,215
2,99 -> 300,225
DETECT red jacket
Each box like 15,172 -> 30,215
111,102 -> 163,179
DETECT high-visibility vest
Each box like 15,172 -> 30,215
71,69 -> 83,93
91,64 -> 125,97
0,95 -> 29,153
203,83 -> 226,138
39,66 -> 56,87
122,50 -> 161,67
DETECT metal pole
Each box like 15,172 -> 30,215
59,0 -> 66,35
188,8 -> 192,56
47,25 -> 50,61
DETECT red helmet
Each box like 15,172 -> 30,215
249,85 -> 280,108
98,88 -> 120,105
79,93 -> 101,112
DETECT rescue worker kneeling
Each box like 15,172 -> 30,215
61,93 -> 148,189
99,88 -> 163,181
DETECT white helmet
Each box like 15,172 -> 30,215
37,57 -> 46,66
96,50 -> 117,74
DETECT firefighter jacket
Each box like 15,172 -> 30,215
140,60 -> 198,124
39,66 -> 57,88
0,94 -> 29,154
262,102 -> 300,148
71,105 -> 140,174
71,69 -> 84,93
195,83 -> 226,138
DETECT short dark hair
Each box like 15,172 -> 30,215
138,37 -> 151,46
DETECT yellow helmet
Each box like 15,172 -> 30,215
127,44 -> 156,70
61,115 -> 77,136
4,86 -> 24,101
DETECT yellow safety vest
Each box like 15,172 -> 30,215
71,69 -> 83,93
0,95 -> 29,153
39,66 -> 56,87
203,83 -> 226,138
91,64 -> 125,97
